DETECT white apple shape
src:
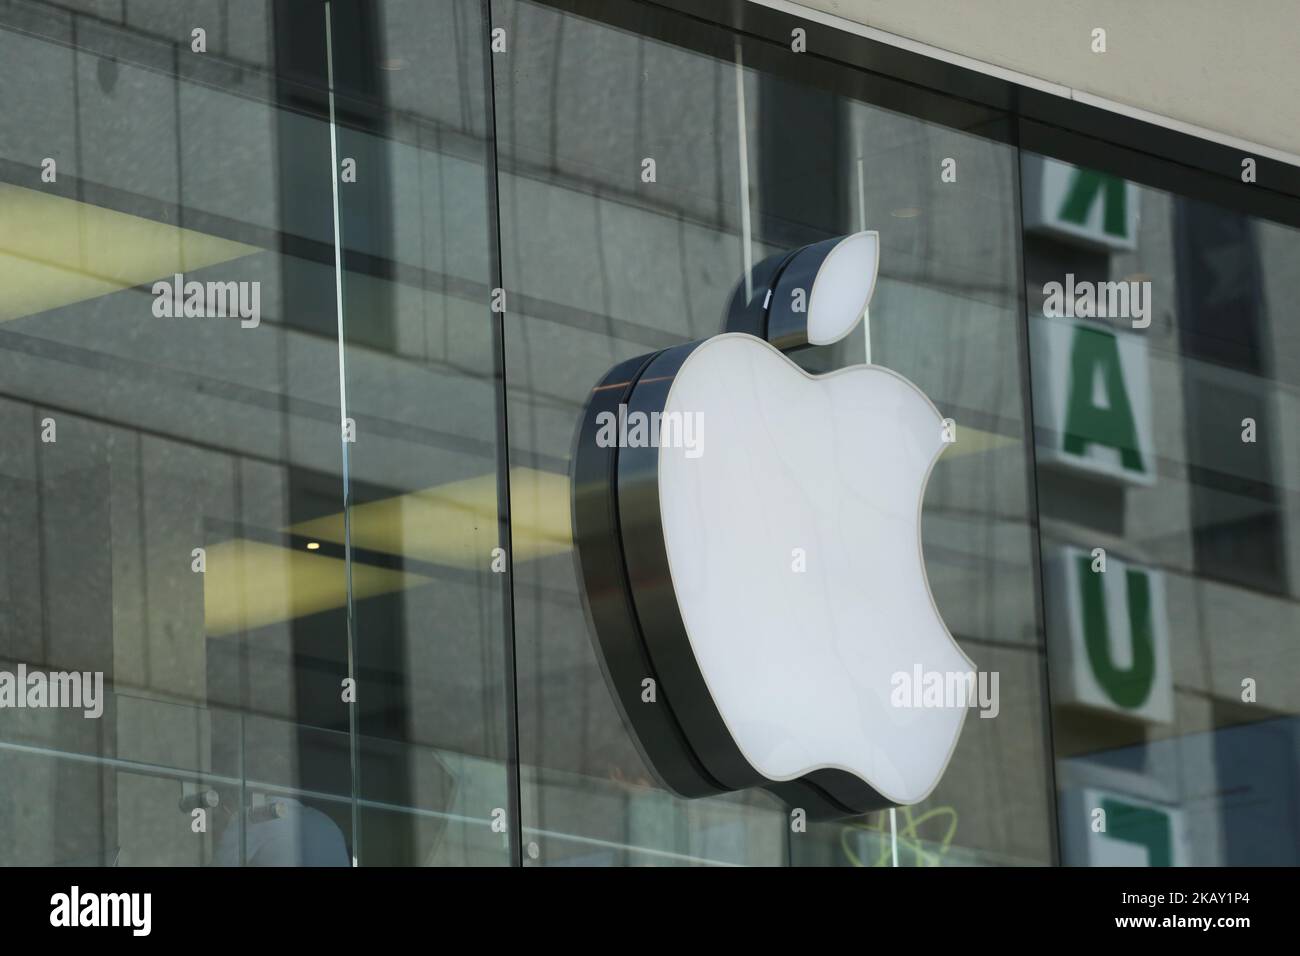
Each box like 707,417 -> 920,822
655,332 -> 972,805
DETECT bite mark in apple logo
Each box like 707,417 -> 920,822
572,231 -> 972,818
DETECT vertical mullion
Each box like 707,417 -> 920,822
481,0 -> 524,868
1012,124 -> 1066,867
323,0 -> 362,868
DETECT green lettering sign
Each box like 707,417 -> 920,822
1079,556 -> 1155,709
1058,168 -> 1128,238
1063,325 -> 1145,474
1102,798 -> 1172,867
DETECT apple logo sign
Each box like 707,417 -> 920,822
572,231 -> 972,818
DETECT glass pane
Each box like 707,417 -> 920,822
0,0 -> 509,868
0,0 -> 353,865
494,0 -> 1053,866
1021,148 -> 1300,865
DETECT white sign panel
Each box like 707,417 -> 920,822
1064,787 -> 1188,866
1023,155 -> 1139,250
1045,545 -> 1173,724
1030,315 -> 1156,485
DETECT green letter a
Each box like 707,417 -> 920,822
1063,325 -> 1144,474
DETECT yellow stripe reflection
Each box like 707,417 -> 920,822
203,468 -> 571,635
203,538 -> 426,636
0,183 -> 258,321
940,425 -> 1020,458
289,466 -> 572,566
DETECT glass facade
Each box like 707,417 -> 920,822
0,0 -> 1294,867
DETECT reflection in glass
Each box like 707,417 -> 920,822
494,0 -> 1053,866
0,0 -> 510,866
1023,152 -> 1300,865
